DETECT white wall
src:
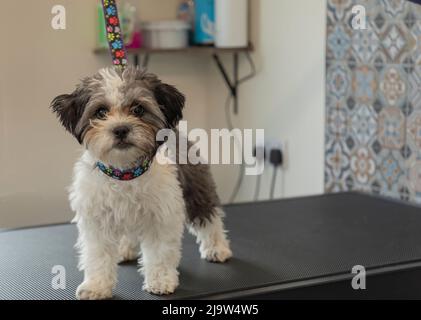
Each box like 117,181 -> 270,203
0,0 -> 209,228
209,0 -> 327,203
0,0 -> 326,228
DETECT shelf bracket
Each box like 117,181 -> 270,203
129,50 -> 244,114
212,52 -> 239,114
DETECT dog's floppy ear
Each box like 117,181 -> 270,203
50,88 -> 89,144
154,83 -> 185,128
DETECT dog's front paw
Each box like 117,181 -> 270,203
201,241 -> 232,263
143,268 -> 179,295
76,281 -> 113,300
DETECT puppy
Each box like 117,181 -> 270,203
51,66 -> 232,300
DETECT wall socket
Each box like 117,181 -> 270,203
254,138 -> 286,167
252,137 -> 287,201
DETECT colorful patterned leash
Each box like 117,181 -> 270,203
101,0 -> 128,69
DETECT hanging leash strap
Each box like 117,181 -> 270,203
99,0 -> 155,181
101,0 -> 128,69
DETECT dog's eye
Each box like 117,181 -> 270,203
131,104 -> 145,117
95,107 -> 108,120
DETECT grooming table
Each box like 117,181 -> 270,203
2,192 -> 421,300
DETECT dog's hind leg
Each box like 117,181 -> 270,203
139,210 -> 184,295
188,208 -> 232,263
118,234 -> 140,263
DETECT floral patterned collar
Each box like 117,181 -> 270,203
96,158 -> 152,181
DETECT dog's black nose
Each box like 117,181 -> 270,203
113,126 -> 130,139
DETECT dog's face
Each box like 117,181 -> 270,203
51,67 -> 184,168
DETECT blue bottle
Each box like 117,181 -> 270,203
193,0 -> 215,45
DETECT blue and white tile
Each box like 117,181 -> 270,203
349,103 -> 378,145
381,0 -> 409,20
326,61 -> 352,101
350,146 -> 377,188
325,138 -> 352,192
327,0 -> 354,25
378,64 -> 407,109
352,26 -> 380,63
405,151 -> 421,203
351,64 -> 378,104
376,148 -> 407,198
377,106 -> 406,150
380,22 -> 415,64
327,103 -> 349,138
407,65 -> 421,110
327,24 -> 353,60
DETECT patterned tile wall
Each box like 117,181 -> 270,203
325,0 -> 421,202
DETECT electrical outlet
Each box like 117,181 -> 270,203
253,137 -> 286,166
265,138 -> 282,156
265,138 -> 286,168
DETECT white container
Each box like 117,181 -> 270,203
142,20 -> 190,49
215,0 -> 248,48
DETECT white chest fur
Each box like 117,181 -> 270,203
69,151 -> 186,235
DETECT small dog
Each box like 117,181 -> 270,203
51,66 -> 232,300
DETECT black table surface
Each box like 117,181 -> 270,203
1,192 -> 421,300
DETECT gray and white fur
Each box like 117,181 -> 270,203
51,66 -> 232,299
